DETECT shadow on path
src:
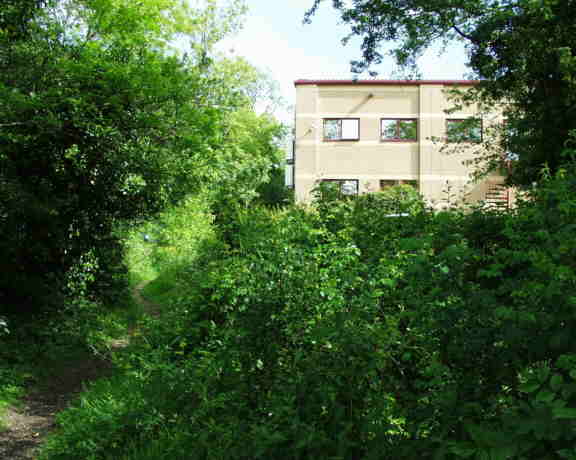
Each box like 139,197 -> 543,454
0,281 -> 160,459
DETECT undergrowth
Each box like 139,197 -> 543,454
38,171 -> 576,459
0,254 -> 141,431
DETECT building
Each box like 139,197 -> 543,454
291,79 -> 511,208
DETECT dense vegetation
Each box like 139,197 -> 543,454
0,0 -> 284,316
3,1 -> 576,459
0,0 -> 286,440
29,173 -> 576,459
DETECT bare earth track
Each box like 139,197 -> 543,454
0,281 -> 157,459
0,355 -> 112,460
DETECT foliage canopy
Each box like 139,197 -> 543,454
0,0 -> 285,315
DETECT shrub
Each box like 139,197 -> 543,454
41,167 -> 576,459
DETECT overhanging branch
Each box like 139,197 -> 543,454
451,24 -> 478,44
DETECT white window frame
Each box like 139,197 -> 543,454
322,179 -> 359,195
323,118 -> 360,141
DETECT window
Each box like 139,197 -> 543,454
322,179 -> 359,195
286,140 -> 294,164
323,118 -> 360,141
446,118 -> 482,143
380,179 -> 419,190
381,119 -> 417,141
380,180 -> 397,189
285,164 -> 294,187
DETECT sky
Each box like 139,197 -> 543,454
218,0 -> 471,123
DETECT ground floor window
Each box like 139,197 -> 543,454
380,179 -> 418,190
322,179 -> 359,195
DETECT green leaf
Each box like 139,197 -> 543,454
550,374 -> 564,391
519,382 -> 540,394
553,407 -> 576,419
535,390 -> 555,404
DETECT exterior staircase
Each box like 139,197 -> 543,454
484,183 -> 510,209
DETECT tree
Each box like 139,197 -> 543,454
44,0 -> 247,53
0,38 -> 221,313
305,0 -> 576,186
0,0 -> 283,315
211,56 -> 286,114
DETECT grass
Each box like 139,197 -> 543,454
141,267 -> 179,305
0,374 -> 24,431
0,320 -> 42,431
124,233 -> 158,287
101,292 -> 143,336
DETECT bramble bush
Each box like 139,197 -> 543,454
41,169 -> 576,459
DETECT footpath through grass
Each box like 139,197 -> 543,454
0,277 -> 147,459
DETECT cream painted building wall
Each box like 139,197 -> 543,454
293,79 -> 506,207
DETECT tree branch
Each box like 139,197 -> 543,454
451,24 -> 478,44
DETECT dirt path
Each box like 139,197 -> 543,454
133,280 -> 162,317
0,281 -> 158,459
0,356 -> 112,460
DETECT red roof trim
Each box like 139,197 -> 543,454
294,79 -> 479,86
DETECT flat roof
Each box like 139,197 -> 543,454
294,79 -> 479,86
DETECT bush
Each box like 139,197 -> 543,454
41,169 -> 576,459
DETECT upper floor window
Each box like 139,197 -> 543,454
323,118 -> 359,141
381,119 -> 417,141
446,118 -> 482,143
